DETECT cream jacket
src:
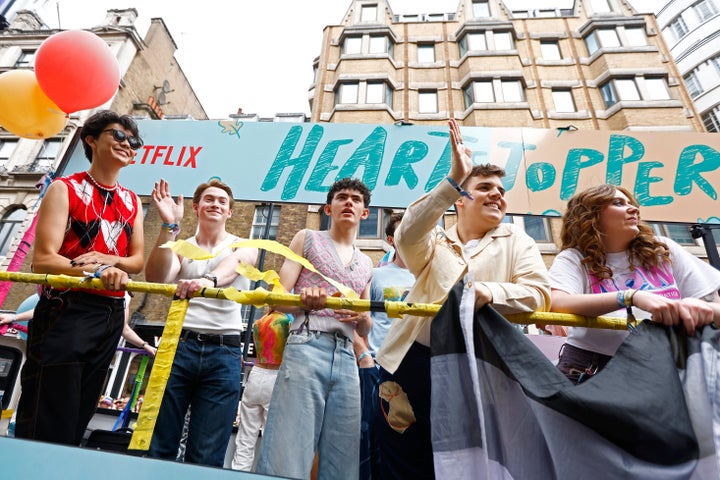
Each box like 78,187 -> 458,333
376,180 -> 551,374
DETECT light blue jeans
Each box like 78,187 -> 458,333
256,330 -> 360,480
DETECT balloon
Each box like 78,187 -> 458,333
35,30 -> 120,114
0,70 -> 67,139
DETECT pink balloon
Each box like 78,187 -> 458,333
35,30 -> 120,114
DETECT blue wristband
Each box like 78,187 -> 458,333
93,264 -> 111,278
162,222 -> 181,235
446,176 -> 474,200
357,351 -> 372,363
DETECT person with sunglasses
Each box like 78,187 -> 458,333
15,110 -> 145,446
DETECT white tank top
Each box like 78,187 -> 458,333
178,234 -> 250,334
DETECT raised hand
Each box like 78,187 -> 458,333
448,118 -> 473,185
151,178 -> 183,224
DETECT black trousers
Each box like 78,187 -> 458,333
15,290 -> 125,445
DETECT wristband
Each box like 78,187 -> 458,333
357,351 -> 372,363
446,176 -> 474,200
93,264 -> 111,278
162,222 -> 181,235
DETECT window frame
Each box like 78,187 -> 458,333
540,40 -> 562,60
418,90 -> 439,114
336,82 -> 360,105
472,0 -> 490,18
417,43 -> 436,63
0,207 -> 27,257
360,4 -> 378,22
250,205 -> 281,240
551,89 -> 577,113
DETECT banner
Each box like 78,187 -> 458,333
60,120 -> 720,223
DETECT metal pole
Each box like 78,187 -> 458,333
242,203 -> 275,360
690,224 -> 720,270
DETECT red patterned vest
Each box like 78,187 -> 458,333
56,171 -> 138,297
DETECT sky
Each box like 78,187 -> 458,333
34,0 -> 655,119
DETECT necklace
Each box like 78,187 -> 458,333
86,170 -> 118,191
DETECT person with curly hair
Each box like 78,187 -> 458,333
549,184 -> 720,384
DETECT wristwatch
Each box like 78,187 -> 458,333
202,273 -> 218,287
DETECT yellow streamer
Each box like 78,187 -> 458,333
235,262 -> 285,294
129,298 -> 189,451
162,238 -> 358,298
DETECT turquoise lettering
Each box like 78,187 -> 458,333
635,162 -> 671,206
305,139 -> 353,193
674,144 -> 720,200
606,135 -> 645,185
497,141 -> 537,191
336,126 -> 386,189
385,141 -> 428,189
526,162 -> 556,192
261,125 -> 323,201
425,132 -> 451,192
561,148 -> 604,199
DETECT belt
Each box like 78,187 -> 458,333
180,329 -> 241,347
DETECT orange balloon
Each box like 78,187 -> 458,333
35,30 -> 120,114
0,70 -> 67,139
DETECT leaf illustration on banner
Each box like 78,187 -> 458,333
218,119 -> 243,139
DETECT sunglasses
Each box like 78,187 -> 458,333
102,128 -> 144,150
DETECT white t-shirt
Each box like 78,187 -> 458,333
549,236 -> 720,356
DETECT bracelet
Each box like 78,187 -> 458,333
357,351 -> 372,363
93,264 -> 111,278
446,176 -> 474,200
142,341 -> 148,348
623,289 -> 637,307
12,315 -> 16,323
161,222 -> 181,235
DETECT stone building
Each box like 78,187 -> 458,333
0,8 -> 207,322
307,0 -> 715,268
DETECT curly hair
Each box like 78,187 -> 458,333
326,178 -> 371,207
560,184 -> 670,280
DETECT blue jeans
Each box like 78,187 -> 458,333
359,365 -> 380,480
148,336 -> 242,467
256,331 -> 360,480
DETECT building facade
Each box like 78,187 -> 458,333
309,0 -> 716,266
651,0 -> 720,133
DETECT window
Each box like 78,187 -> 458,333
493,32 -> 514,50
464,81 -> 495,107
670,16 -> 689,40
0,140 -> 18,170
624,27 -> 647,47
711,54 -> 720,73
459,31 -> 514,55
552,89 -> 577,112
644,77 -> 670,100
463,80 -> 525,106
505,215 -> 552,242
684,71 -> 703,98
703,107 -> 720,132
472,0 -> 490,18
369,36 -> 388,54
250,205 -> 280,240
418,90 -> 438,113
694,0 -> 717,22
366,81 -> 393,107
588,0 -> 612,13
336,83 -> 359,104
33,139 -> 62,172
14,50 -> 35,68
359,207 -> 385,238
600,77 -> 671,107
501,80 -> 524,102
361,4 -> 378,22
614,78 -> 641,101
343,36 -> 362,55
465,33 -> 487,52
540,41 -> 562,60
650,223 -> 695,245
0,207 -> 27,257
417,43 -> 435,63
596,29 -> 621,48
